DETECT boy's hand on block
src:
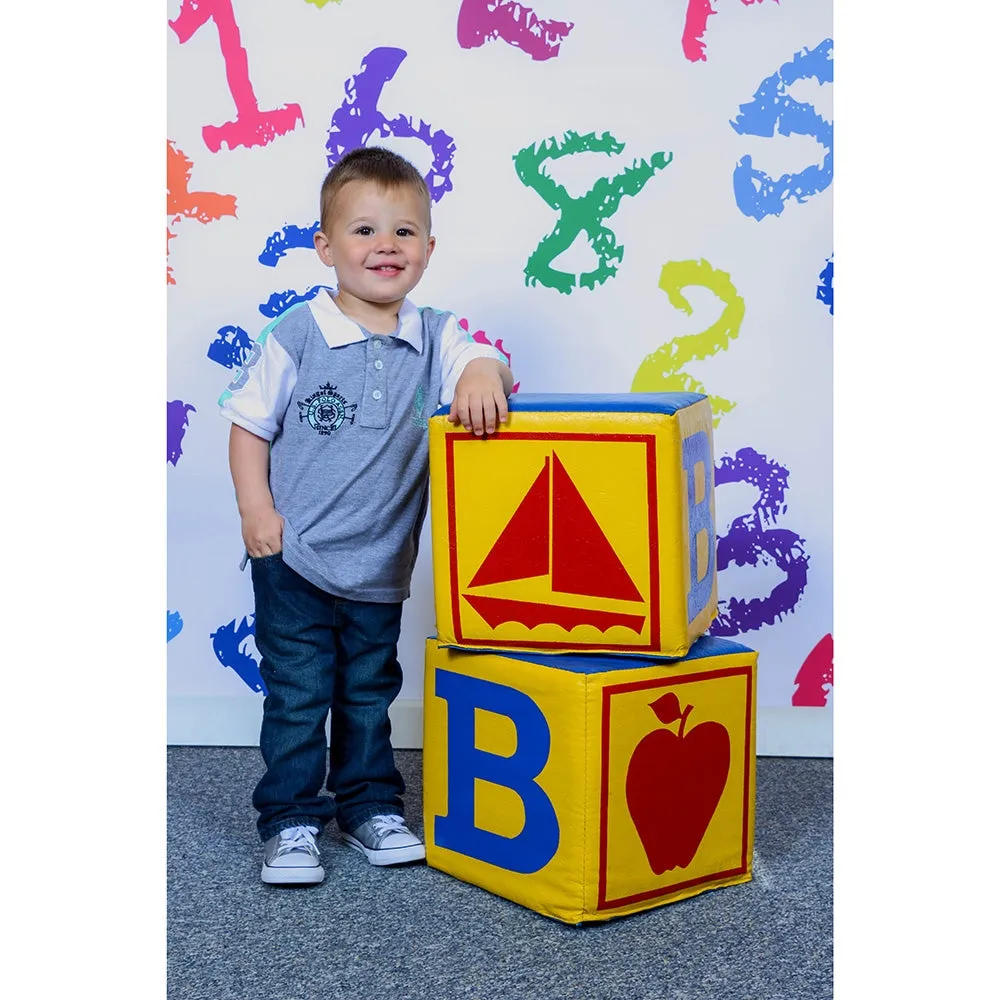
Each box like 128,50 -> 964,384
449,358 -> 511,437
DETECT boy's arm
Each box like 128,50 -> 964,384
229,423 -> 284,557
449,357 -> 514,436
220,325 -> 298,557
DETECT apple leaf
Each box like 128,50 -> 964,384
650,692 -> 684,725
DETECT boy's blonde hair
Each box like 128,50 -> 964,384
319,147 -> 432,234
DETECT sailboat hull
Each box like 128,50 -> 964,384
463,594 -> 647,634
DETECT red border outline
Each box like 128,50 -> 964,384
597,663 -> 754,910
445,431 -> 660,652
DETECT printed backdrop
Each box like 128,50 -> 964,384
167,0 -> 833,753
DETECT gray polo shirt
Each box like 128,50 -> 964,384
219,288 -> 507,602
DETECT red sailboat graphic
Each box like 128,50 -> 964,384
463,452 -> 647,633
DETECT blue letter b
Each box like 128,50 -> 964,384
434,670 -> 559,874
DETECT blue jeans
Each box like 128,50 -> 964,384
250,554 -> 406,842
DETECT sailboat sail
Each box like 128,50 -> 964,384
550,453 -> 643,601
467,457 -> 550,587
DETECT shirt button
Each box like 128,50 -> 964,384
373,339 -> 382,351
372,390 -> 382,400
374,360 -> 383,370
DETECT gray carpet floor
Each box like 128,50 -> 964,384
167,748 -> 832,1000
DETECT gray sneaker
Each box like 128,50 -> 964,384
261,825 -> 324,885
341,814 -> 426,866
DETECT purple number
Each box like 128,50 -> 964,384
709,446 -> 809,636
457,0 -> 575,61
326,47 -> 456,203
167,400 -> 197,466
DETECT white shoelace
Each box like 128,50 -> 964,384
370,815 -> 408,838
274,825 -> 319,858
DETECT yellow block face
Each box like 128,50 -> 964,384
429,394 -> 717,658
423,637 -> 757,924
596,661 -> 755,913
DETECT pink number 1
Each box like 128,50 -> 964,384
169,0 -> 304,152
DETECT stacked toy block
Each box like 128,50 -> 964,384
424,393 -> 758,923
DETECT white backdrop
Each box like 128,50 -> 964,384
167,0 -> 833,754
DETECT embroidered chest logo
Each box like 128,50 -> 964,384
297,383 -> 357,435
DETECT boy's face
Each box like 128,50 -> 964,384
314,179 -> 435,310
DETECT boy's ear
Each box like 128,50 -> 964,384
425,234 -> 436,266
314,230 -> 335,268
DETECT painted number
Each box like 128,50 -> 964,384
210,615 -> 266,694
730,38 -> 833,220
514,130 -> 671,294
631,258 -> 744,426
817,254 -> 833,314
167,400 -> 196,466
709,447 -> 809,636
326,47 -> 456,200
169,0 -> 304,152
259,47 -> 456,267
792,633 -> 833,706
166,140 -> 236,285
682,0 -> 778,63
457,0 -> 575,61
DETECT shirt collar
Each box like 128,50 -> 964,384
308,288 -> 423,352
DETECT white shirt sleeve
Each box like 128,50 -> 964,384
218,331 -> 297,442
438,313 -> 511,406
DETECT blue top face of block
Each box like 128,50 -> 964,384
432,391 -> 706,419
436,635 -> 755,674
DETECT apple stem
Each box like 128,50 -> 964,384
677,704 -> 693,738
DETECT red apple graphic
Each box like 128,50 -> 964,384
625,692 -> 731,874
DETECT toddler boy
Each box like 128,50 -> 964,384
219,146 -> 513,884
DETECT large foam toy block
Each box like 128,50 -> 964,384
423,635 -> 757,924
429,393 -> 718,657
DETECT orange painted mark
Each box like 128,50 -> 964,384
166,140 -> 237,285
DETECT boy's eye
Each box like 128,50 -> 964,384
354,226 -> 373,236
396,227 -> 414,237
